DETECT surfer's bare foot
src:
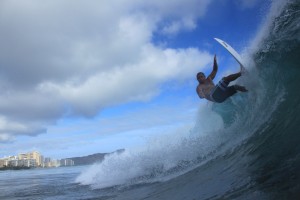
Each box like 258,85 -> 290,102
240,65 -> 246,75
234,85 -> 248,92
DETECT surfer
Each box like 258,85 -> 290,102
196,55 -> 248,103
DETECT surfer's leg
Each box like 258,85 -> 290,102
234,85 -> 248,92
226,86 -> 237,97
214,85 -> 238,102
222,72 -> 242,84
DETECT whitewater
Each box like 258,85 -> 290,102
1,0 -> 299,199
74,0 -> 300,199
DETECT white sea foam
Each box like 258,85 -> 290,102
75,104 -> 227,189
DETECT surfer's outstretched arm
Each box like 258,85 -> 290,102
208,54 -> 218,80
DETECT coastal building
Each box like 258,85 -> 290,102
50,159 -> 60,167
0,155 -> 36,167
18,151 -> 42,167
44,157 -> 52,167
0,159 -> 5,167
1,156 -> 17,167
1,152 -> 74,169
18,159 -> 36,167
44,157 -> 61,167
60,159 -> 74,166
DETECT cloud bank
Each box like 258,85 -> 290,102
0,0 -> 213,141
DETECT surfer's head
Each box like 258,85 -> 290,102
197,72 -> 206,83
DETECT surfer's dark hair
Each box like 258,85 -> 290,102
197,72 -> 205,79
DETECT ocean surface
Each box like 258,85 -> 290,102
1,0 -> 300,199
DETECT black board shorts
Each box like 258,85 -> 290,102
210,79 -> 237,103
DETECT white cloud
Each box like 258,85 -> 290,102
41,46 -> 211,116
162,18 -> 197,35
0,97 -> 198,157
0,0 -> 213,141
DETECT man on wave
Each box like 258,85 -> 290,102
196,55 -> 247,103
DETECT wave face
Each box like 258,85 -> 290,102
76,0 -> 300,199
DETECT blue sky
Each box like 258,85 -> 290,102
0,0 -> 272,159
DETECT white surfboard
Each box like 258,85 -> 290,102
214,38 -> 245,68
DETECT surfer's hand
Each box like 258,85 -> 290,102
210,54 -> 218,79
213,55 -> 218,68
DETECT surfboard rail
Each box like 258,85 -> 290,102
214,38 -> 245,68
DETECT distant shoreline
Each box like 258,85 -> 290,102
0,149 -> 125,171
0,166 -> 31,171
